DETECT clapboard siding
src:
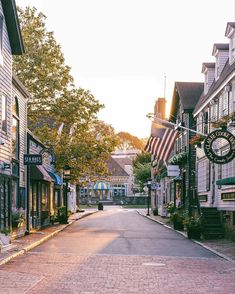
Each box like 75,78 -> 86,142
0,1 -> 13,176
12,75 -> 28,187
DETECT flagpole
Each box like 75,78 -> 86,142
146,113 -> 206,137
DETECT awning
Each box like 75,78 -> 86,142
47,171 -> 63,185
93,181 -> 109,190
216,177 -> 235,186
30,165 -> 53,182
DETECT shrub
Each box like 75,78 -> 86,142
57,206 -> 68,224
165,201 -> 175,213
12,208 -> 25,228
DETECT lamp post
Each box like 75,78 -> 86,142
147,180 -> 152,216
144,180 -> 152,216
63,165 -> 71,223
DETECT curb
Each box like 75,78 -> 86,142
0,211 -> 97,266
137,210 -> 234,262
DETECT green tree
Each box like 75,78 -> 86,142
13,6 -> 117,180
116,132 -> 145,150
13,7 -> 74,123
132,152 -> 151,188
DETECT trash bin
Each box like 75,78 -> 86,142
98,202 -> 103,210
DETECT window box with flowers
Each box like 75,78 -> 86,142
211,112 -> 235,129
189,134 -> 205,148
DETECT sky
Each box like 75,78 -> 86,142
16,0 -> 235,138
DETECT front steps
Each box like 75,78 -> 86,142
201,207 -> 224,239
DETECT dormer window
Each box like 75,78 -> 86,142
231,35 -> 235,62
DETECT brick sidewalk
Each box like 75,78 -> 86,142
138,209 -> 235,261
0,209 -> 97,266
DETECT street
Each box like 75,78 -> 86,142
0,207 -> 235,293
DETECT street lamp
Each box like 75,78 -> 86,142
147,180 -> 152,216
144,180 -> 152,216
63,165 -> 71,223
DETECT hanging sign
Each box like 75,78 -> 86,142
204,129 -> 235,164
24,154 -> 42,165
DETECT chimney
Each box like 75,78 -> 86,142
154,97 -> 166,119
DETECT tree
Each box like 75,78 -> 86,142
13,7 -> 74,123
132,152 -> 151,188
116,132 -> 145,150
13,6 -> 117,180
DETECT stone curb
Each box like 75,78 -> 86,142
137,210 -> 234,262
0,211 -> 97,267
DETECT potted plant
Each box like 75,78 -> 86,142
152,207 -> 158,216
189,134 -> 204,148
12,207 -> 25,229
184,215 -> 203,239
57,206 -> 68,224
165,201 -> 175,214
170,211 -> 184,231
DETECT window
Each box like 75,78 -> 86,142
1,93 -> 7,132
198,159 -> 210,192
12,97 -> 20,159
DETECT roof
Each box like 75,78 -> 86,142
212,43 -> 229,55
112,157 -> 132,169
107,157 -> 129,177
225,22 -> 235,37
170,82 -> 204,121
193,58 -> 235,115
1,0 -> 24,54
201,63 -> 215,73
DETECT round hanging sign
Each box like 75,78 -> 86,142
204,129 -> 235,164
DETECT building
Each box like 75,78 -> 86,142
0,0 -> 24,238
193,22 -> 235,232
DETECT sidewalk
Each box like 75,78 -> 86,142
0,209 -> 97,266
137,209 -> 235,262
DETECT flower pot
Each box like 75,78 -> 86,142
98,202 -> 103,210
187,227 -> 201,239
173,221 -> 184,231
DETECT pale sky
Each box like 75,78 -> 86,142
16,0 -> 235,138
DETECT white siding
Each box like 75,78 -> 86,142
0,2 -> 14,176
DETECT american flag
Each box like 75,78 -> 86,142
145,118 -> 179,162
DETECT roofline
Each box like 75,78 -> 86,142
1,0 -> 24,54
12,72 -> 30,98
193,71 -> 235,116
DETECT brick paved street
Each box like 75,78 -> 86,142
0,207 -> 234,293
1,253 -> 235,294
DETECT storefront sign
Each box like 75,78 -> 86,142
167,165 -> 180,177
204,129 -> 235,164
24,154 -> 42,165
221,192 -> 235,201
